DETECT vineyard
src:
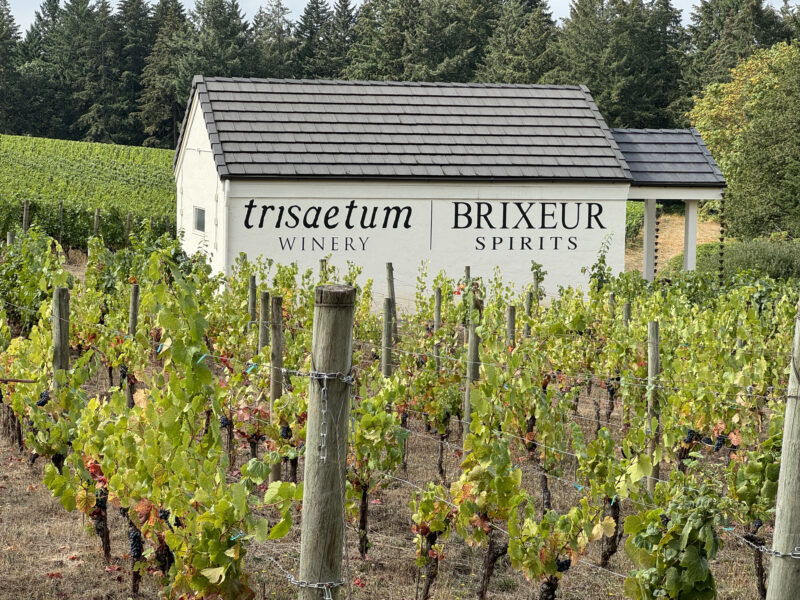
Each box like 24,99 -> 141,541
0,135 -> 175,248
0,226 -> 798,600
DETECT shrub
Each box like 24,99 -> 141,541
663,237 -> 800,280
626,201 -> 645,240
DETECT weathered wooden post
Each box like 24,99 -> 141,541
766,295 -> 800,599
646,321 -> 660,495
386,262 -> 398,343
433,287 -> 442,372
319,258 -> 328,282
258,290 -> 270,354
269,295 -> 283,484
52,287 -> 70,383
506,305 -> 516,350
609,292 -> 616,316
623,302 -> 631,329
248,275 -> 257,326
93,208 -> 100,236
126,284 -> 139,409
463,295 -> 480,450
22,200 -> 30,233
382,298 -> 392,377
298,285 -> 356,600
6,231 -> 14,246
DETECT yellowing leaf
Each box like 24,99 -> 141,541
201,566 -> 225,584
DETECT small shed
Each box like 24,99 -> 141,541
174,76 -> 724,296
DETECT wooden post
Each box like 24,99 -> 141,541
433,287 -> 442,372
248,275 -> 257,325
766,295 -> 800,599
623,302 -> 631,329
646,321 -> 660,495
58,201 -> 63,245
6,231 -> 14,246
609,292 -> 616,316
463,297 -> 480,450
52,288 -> 70,383
524,291 -> 533,338
258,291 -> 270,353
93,209 -> 100,236
506,305 -> 516,350
125,213 -> 132,245
463,266 -> 472,344
533,273 -> 540,309
386,262 -> 398,343
125,284 -> 139,409
269,295 -> 283,484
319,258 -> 328,282
298,285 -> 356,600
22,200 -> 30,233
381,298 -> 392,377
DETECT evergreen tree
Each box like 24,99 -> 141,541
0,0 -> 20,133
405,0 -> 498,82
177,0 -> 255,99
295,0 -> 333,78
688,0 -> 790,89
139,0 -> 187,148
476,0 -> 557,84
116,0 -> 156,145
344,0 -> 418,81
325,0 -> 356,77
252,0 -> 296,78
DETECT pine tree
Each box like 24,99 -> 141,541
405,0 -> 498,82
295,0 -> 333,78
325,0 -> 356,77
688,0 -> 790,89
476,0 -> 557,84
115,0 -> 156,145
252,0 -> 296,78
0,0 -> 20,133
76,0 -> 123,142
139,0 -> 187,148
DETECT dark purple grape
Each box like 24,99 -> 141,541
556,557 -> 571,573
219,415 -> 232,429
119,365 -> 128,382
684,429 -> 696,444
701,437 -> 713,446
37,390 -> 50,407
280,425 -> 292,440
713,434 -> 727,452
159,509 -> 170,521
128,527 -> 144,558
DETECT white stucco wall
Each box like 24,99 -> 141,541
174,91 -> 226,273
223,179 -> 629,304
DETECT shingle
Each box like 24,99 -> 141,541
611,129 -> 725,187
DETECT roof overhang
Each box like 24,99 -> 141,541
627,185 -> 724,201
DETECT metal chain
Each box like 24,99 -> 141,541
263,556 -> 345,600
727,531 -> 800,559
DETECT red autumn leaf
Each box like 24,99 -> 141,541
46,572 -> 63,579
353,577 -> 366,588
105,565 -> 123,572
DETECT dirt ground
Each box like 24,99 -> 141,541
0,383 -> 768,600
625,213 -> 721,274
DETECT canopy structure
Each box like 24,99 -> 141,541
612,128 -> 726,280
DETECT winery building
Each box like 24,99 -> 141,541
173,76 -> 724,297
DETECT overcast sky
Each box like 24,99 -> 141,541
6,0 -> 789,35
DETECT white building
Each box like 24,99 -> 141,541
174,76 -> 724,297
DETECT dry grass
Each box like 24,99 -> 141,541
625,214 -> 721,274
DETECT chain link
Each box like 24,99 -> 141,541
262,556 -> 344,600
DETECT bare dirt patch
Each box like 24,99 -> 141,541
625,213 -> 721,274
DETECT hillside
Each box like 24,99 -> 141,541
0,135 -> 176,247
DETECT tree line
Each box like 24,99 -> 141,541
0,0 -> 797,150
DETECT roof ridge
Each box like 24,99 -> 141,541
198,75 -> 584,91
579,86 -> 631,180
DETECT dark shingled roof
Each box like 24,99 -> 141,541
611,129 -> 725,187
176,76 -> 632,181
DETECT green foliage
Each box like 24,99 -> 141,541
626,201 -> 645,241
0,134 -> 175,248
664,237 -> 800,280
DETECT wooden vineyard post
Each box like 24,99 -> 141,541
58,201 -> 63,245
623,302 -> 631,329
463,266 -> 471,345
298,285 -> 355,600
269,295 -> 283,484
463,295 -> 480,450
609,292 -> 616,316
248,275 -> 257,326
766,295 -> 800,599
319,258 -> 328,282
93,209 -> 100,236
646,321 -> 660,495
533,272 -> 540,311
126,284 -> 139,409
6,231 -> 14,246
258,290 -> 270,353
434,287 -> 442,372
22,200 -> 30,233
506,305 -> 516,350
124,213 -> 132,246
524,291 -> 533,338
382,298 -> 392,377
386,262 -> 398,343
52,287 -> 70,384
